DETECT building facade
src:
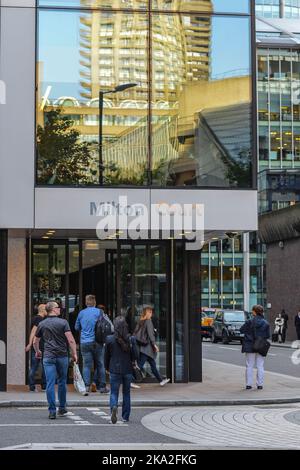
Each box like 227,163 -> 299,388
0,0 -> 257,390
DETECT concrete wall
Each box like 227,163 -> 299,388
7,237 -> 26,385
0,2 -> 35,228
266,238 -> 300,342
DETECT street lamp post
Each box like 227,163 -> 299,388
98,83 -> 138,185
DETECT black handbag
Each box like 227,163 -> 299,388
252,321 -> 271,357
134,324 -> 149,346
132,364 -> 144,383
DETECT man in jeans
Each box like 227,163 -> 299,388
75,294 -> 109,394
25,303 -> 47,392
33,301 -> 78,419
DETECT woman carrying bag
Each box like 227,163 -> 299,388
240,305 -> 270,390
104,315 -> 138,424
134,306 -> 170,387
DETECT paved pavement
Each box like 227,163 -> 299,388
2,355 -> 300,407
2,404 -> 300,450
203,341 -> 300,377
142,404 -> 300,449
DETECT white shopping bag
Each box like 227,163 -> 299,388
73,363 -> 86,395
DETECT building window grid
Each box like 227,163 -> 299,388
258,48 -> 300,170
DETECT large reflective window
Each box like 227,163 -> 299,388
37,9 -> 149,185
38,0 -> 147,7
151,0 -> 250,13
39,0 -> 249,12
151,14 -> 252,187
37,4 -> 253,187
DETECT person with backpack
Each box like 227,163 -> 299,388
75,295 -> 109,394
240,305 -> 270,390
104,315 -> 138,424
134,306 -> 170,387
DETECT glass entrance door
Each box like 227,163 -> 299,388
117,242 -> 170,381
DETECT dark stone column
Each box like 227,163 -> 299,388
0,230 -> 8,391
188,250 -> 202,382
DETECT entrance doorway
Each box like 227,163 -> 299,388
30,239 -> 194,383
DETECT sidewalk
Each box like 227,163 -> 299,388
271,341 -> 298,349
1,359 -> 300,408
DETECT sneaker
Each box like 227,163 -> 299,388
159,378 -> 170,387
90,383 -> 97,393
29,386 -> 36,392
121,418 -> 129,423
49,413 -> 56,420
246,386 -> 252,390
130,383 -> 141,389
83,387 -> 89,396
111,406 -> 118,424
58,409 -> 69,417
100,387 -> 110,394
257,386 -> 263,390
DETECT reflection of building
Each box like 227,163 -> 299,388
256,0 -> 300,18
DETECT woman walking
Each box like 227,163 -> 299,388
104,315 -> 138,424
240,305 -> 270,390
134,306 -> 170,387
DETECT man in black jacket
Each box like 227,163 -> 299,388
295,310 -> 300,340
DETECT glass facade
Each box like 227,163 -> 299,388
201,234 -> 266,310
256,0 -> 300,18
258,48 -> 300,211
36,1 -> 253,187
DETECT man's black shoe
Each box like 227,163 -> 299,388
111,406 -> 118,424
246,386 -> 252,390
49,413 -> 56,420
257,386 -> 263,390
58,409 -> 69,417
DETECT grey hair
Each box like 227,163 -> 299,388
45,301 -> 58,314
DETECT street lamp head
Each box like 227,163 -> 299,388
114,83 -> 138,93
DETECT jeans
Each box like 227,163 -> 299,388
110,373 -> 132,421
80,342 -> 106,389
29,349 -> 46,389
139,353 -> 163,383
245,353 -> 265,387
43,356 -> 69,414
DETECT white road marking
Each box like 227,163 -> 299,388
218,347 -> 239,351
0,424 -> 128,427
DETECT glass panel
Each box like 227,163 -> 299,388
32,244 -> 67,318
259,125 -> 269,163
133,245 -> 168,379
37,9 -> 149,186
270,125 -> 281,166
39,0 -> 250,12
282,126 -> 293,165
38,0 -> 147,7
68,244 -> 80,342
174,242 -> 185,382
152,0 -> 250,13
151,14 -> 252,188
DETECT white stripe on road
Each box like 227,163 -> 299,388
218,347 -> 239,351
0,424 -> 128,427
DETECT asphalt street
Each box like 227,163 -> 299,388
202,340 -> 300,378
0,407 -> 184,449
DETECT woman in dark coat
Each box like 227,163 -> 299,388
134,306 -> 170,387
240,305 -> 270,390
104,316 -> 138,424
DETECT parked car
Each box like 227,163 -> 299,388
211,310 -> 249,344
201,309 -> 217,339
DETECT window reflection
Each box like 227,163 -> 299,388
37,5 -> 252,187
151,15 -> 252,187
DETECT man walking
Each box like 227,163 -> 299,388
33,301 -> 78,419
75,295 -> 109,394
295,309 -> 300,340
25,303 -> 47,392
